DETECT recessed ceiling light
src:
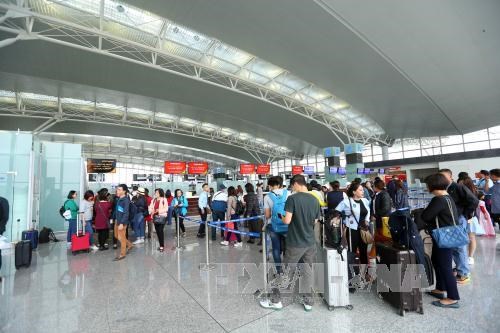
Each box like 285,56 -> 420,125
116,4 -> 125,13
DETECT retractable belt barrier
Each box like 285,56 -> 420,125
183,215 -> 264,238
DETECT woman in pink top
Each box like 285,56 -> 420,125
148,188 -> 169,252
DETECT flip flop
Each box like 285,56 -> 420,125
432,300 -> 459,308
113,256 -> 126,261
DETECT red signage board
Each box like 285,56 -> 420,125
188,162 -> 209,175
292,165 -> 303,175
164,161 -> 186,174
239,164 -> 256,174
256,164 -> 271,175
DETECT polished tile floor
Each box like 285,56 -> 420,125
1,222 -> 499,333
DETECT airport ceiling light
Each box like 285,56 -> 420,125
238,132 -> 251,140
273,73 -> 310,93
200,122 -> 218,133
20,92 -> 58,108
103,0 -> 163,36
179,117 -> 199,128
220,127 -> 237,136
163,23 -> 212,61
210,42 -> 253,68
244,58 -> 285,80
301,86 -> 331,102
50,0 -> 101,16
237,69 -> 270,85
0,90 -> 15,104
154,112 -> 178,123
127,107 -> 154,120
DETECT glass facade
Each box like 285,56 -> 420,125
270,125 -> 500,176
0,132 -> 33,242
39,142 -> 83,233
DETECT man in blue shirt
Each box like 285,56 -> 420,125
114,184 -> 133,261
197,183 -> 211,238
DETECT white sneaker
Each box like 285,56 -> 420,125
303,303 -> 313,312
133,239 -> 144,245
468,257 -> 475,265
259,299 -> 283,310
234,242 -> 243,248
90,245 -> 99,251
220,241 -> 229,246
67,242 -> 72,249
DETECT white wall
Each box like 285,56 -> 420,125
439,156 -> 500,179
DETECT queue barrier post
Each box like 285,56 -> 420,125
199,214 -> 215,271
172,213 -> 185,251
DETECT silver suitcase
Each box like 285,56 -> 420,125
322,220 -> 353,311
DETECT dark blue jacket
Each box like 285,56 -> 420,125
115,196 -> 130,225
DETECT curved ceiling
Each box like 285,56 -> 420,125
125,0 -> 500,137
0,0 -> 499,165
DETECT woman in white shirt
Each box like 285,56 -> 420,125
335,182 -> 371,265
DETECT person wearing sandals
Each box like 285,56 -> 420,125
149,188 -> 168,252
421,173 -> 461,308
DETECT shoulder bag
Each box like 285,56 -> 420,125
349,199 -> 373,244
431,196 -> 469,248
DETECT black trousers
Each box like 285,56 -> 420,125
198,208 -> 208,235
211,210 -> 226,240
174,213 -> 185,234
432,239 -> 460,300
346,227 -> 368,265
154,223 -> 165,247
97,229 -> 109,247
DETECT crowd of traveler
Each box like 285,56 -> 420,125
54,167 -> 500,310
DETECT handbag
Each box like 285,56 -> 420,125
348,199 -> 373,244
431,196 -> 469,249
153,215 -> 167,224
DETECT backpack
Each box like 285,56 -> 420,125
0,196 -> 9,235
39,227 -> 51,244
269,189 -> 288,233
235,199 -> 245,216
59,201 -> 67,218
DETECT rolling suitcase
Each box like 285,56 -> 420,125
22,230 -> 39,250
322,221 -> 353,311
376,242 -> 424,316
71,216 -> 90,255
15,240 -> 32,269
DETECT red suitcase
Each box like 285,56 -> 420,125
71,216 -> 90,255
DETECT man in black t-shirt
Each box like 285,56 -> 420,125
259,175 -> 320,312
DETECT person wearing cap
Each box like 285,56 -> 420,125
132,187 -> 148,245
211,184 -> 228,241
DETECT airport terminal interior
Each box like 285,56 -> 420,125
0,1 -> 499,332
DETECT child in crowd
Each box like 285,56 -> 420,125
476,192 -> 496,237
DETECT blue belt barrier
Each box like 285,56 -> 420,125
183,215 -> 263,238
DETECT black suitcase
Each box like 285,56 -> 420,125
376,242 -> 423,316
15,240 -> 32,269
